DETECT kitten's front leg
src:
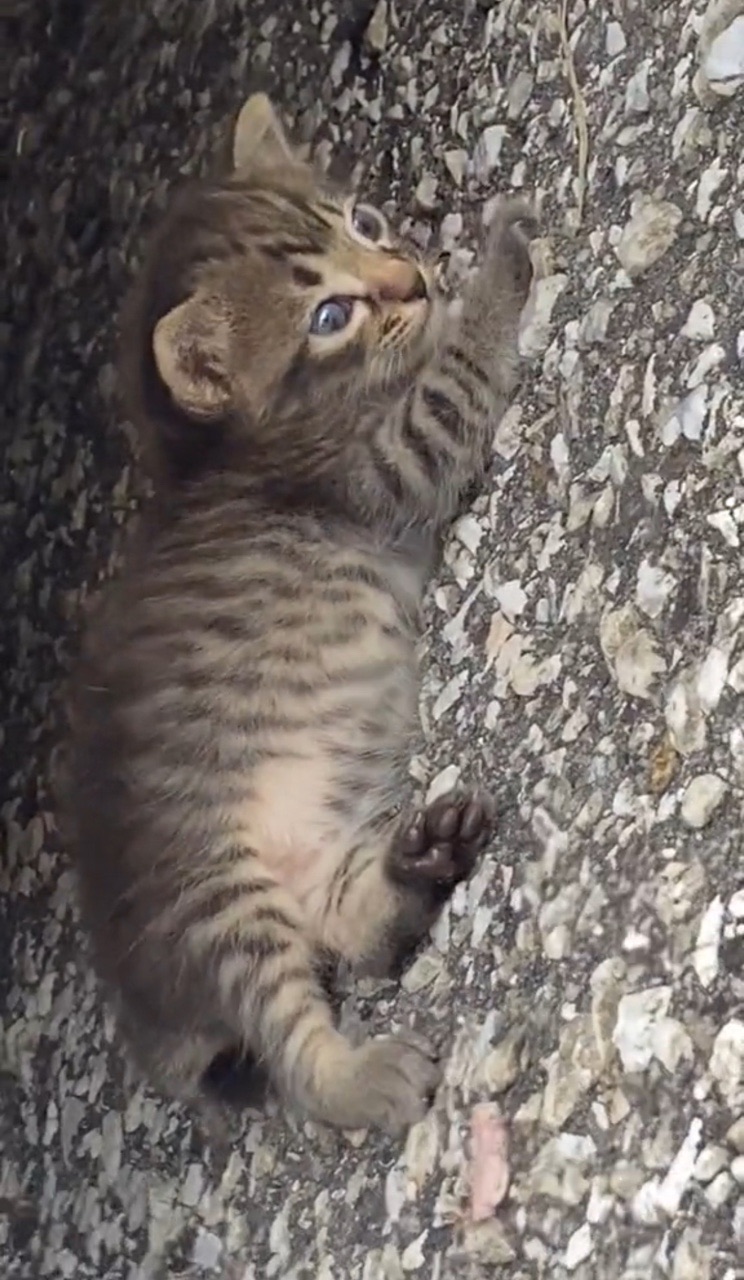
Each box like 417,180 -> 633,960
320,790 -> 496,977
355,198 -> 538,530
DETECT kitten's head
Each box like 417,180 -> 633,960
121,94 -> 441,485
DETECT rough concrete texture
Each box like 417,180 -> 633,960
2,0 -> 744,1277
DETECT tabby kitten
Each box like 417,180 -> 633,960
60,94 -> 536,1135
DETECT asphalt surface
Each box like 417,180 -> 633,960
2,1 -> 744,1277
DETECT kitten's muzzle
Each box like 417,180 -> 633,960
367,257 -> 429,304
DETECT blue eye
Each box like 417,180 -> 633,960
309,297 -> 354,336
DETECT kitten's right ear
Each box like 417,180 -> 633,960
232,93 -> 296,172
152,293 -> 232,418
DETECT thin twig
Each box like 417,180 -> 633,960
556,0 -> 590,227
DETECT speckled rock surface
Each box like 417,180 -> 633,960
2,1 -> 744,1278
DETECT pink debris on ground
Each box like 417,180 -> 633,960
468,1102 -> 510,1222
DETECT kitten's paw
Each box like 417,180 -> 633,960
392,790 -> 496,887
350,1036 -> 441,1133
486,196 -> 539,297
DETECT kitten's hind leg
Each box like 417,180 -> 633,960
120,1018 -> 236,1151
178,863 -> 439,1133
202,949 -> 340,1112
320,790 -> 496,976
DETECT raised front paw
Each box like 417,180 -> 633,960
486,196 -> 539,300
390,790 -> 496,890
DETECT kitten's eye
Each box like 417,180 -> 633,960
309,297 -> 354,336
349,203 -> 386,245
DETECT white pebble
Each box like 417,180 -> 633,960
625,59 -> 651,113
494,579 -> 527,622
474,124 -> 508,178
681,299 -> 715,341
709,1020 -> 744,1109
518,274 -> 569,357
693,1143 -> 729,1183
564,1223 -> 593,1270
704,1170 -> 735,1208
692,895 -> 724,988
616,199 -> 682,275
426,764 -> 461,803
704,15 -> 744,87
680,774 -> 727,829
606,21 -> 627,57
635,558 -> 675,619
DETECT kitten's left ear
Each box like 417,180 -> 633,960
232,93 -> 297,172
152,292 -> 233,419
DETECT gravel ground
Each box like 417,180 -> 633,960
2,1 -> 744,1277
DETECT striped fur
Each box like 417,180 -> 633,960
59,96 -> 536,1136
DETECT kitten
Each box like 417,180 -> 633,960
59,94 -> 536,1136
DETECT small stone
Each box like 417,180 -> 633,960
692,895 -> 724,987
192,1229 -> 223,1270
635,559 -> 676,619
726,1117 -> 744,1152
703,14 -> 744,90
697,646 -> 729,712
443,149 -> 468,186
661,385 -> 708,444
625,59 -> 651,113
606,21 -> 627,57
707,508 -> 741,548
427,764 -> 461,803
586,1180 -> 615,1224
632,1119 -> 703,1222
414,172 -> 438,213
400,1231 -> 427,1271
507,70 -> 534,119
709,1020 -> 744,1109
681,299 -> 715,340
493,579 -> 527,622
460,1220 -> 515,1264
680,774 -> 727,829
476,1028 -> 524,1095
564,1223 -> 593,1270
525,1134 -> 596,1205
665,671 -> 707,756
704,1170 -> 735,1207
440,212 -> 462,252
613,986 -> 691,1073
401,952 -> 446,994
693,1143 -> 730,1183
404,1110 -> 440,1198
672,1228 -> 713,1280
365,0 -> 389,53
599,603 -> 666,700
518,273 -> 568,357
731,1155 -> 744,1185
616,199 -> 683,276
474,124 -> 508,178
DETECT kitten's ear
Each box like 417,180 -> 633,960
153,293 -> 232,418
232,93 -> 296,172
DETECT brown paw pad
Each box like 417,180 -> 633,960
395,791 -> 496,886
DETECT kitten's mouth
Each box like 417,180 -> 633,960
395,295 -> 432,336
